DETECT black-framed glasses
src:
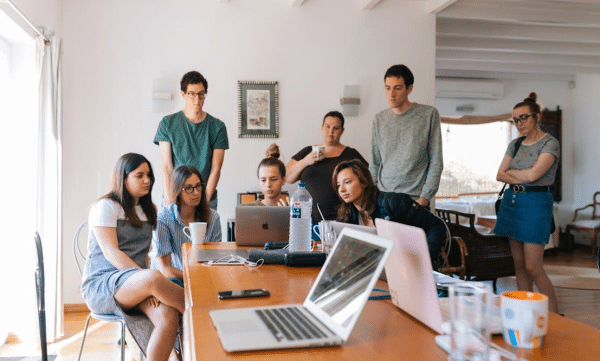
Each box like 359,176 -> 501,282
511,114 -> 533,125
182,184 -> 202,193
186,91 -> 206,99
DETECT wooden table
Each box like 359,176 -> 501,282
477,215 -> 497,229
182,243 -> 600,360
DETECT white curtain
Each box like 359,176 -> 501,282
35,30 -> 63,341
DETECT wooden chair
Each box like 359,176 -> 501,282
437,236 -> 467,279
435,208 -> 515,292
565,191 -> 600,255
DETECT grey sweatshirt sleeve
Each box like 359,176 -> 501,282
369,115 -> 381,187
420,108 -> 443,200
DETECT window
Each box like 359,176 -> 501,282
437,121 -> 513,198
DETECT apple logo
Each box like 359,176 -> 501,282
262,222 -> 269,230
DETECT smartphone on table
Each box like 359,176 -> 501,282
217,288 -> 270,299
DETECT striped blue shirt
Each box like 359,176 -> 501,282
152,203 -> 222,271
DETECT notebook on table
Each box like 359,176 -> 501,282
375,219 -> 502,335
235,206 -> 290,246
209,228 -> 394,352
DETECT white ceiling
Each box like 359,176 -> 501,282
435,0 -> 600,81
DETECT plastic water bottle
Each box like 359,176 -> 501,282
289,183 -> 313,252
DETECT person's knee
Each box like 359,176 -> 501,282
141,269 -> 168,289
524,261 -> 544,277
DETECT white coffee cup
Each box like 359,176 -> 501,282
183,222 -> 207,245
501,291 -> 548,349
312,145 -> 325,161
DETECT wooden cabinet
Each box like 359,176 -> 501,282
541,106 -> 562,202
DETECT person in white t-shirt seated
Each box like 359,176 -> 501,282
81,153 -> 183,361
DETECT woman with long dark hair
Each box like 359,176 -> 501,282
494,92 -> 559,313
332,159 -> 446,269
153,165 -> 221,283
81,153 -> 183,361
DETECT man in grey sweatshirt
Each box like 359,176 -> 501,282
369,64 -> 443,208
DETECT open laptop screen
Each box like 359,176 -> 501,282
309,233 -> 387,327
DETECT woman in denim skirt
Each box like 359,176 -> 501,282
494,93 -> 560,313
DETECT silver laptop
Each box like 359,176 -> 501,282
375,219 -> 502,335
235,206 -> 289,246
209,228 -> 394,352
197,249 -> 249,263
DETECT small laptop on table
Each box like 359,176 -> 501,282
375,219 -> 502,335
235,206 -> 289,247
209,227 -> 394,352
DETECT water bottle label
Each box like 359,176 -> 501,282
291,203 -> 302,218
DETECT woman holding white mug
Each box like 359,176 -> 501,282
153,165 -> 221,285
286,111 -> 367,229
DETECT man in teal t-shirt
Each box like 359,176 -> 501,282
154,71 -> 229,209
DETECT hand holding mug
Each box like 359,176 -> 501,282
311,145 -> 325,162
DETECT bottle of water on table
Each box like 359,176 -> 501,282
289,183 -> 312,252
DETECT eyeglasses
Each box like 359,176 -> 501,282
510,114 -> 533,125
186,91 -> 206,99
182,184 -> 202,193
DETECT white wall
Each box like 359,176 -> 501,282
572,74 -> 600,207
61,0 -> 436,303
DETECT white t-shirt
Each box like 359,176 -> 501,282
89,198 -> 148,227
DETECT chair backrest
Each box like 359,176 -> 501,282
34,232 -> 49,361
435,208 -> 476,229
73,220 -> 88,277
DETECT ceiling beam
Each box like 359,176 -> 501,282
437,36 -> 600,56
428,0 -> 457,14
435,68 -> 575,82
361,0 -> 383,11
289,0 -> 307,7
436,59 -> 600,75
437,18 -> 600,44
437,0 -> 600,28
437,49 -> 600,68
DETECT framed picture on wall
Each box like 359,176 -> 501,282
238,80 -> 279,138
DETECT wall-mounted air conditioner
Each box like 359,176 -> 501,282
435,79 -> 504,100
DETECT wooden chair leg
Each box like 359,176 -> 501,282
565,227 -> 575,251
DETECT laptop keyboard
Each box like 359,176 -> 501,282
255,307 -> 329,342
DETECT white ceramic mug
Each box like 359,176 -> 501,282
501,291 -> 548,349
183,222 -> 207,245
312,145 -> 325,161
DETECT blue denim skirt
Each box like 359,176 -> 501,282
493,188 -> 553,244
